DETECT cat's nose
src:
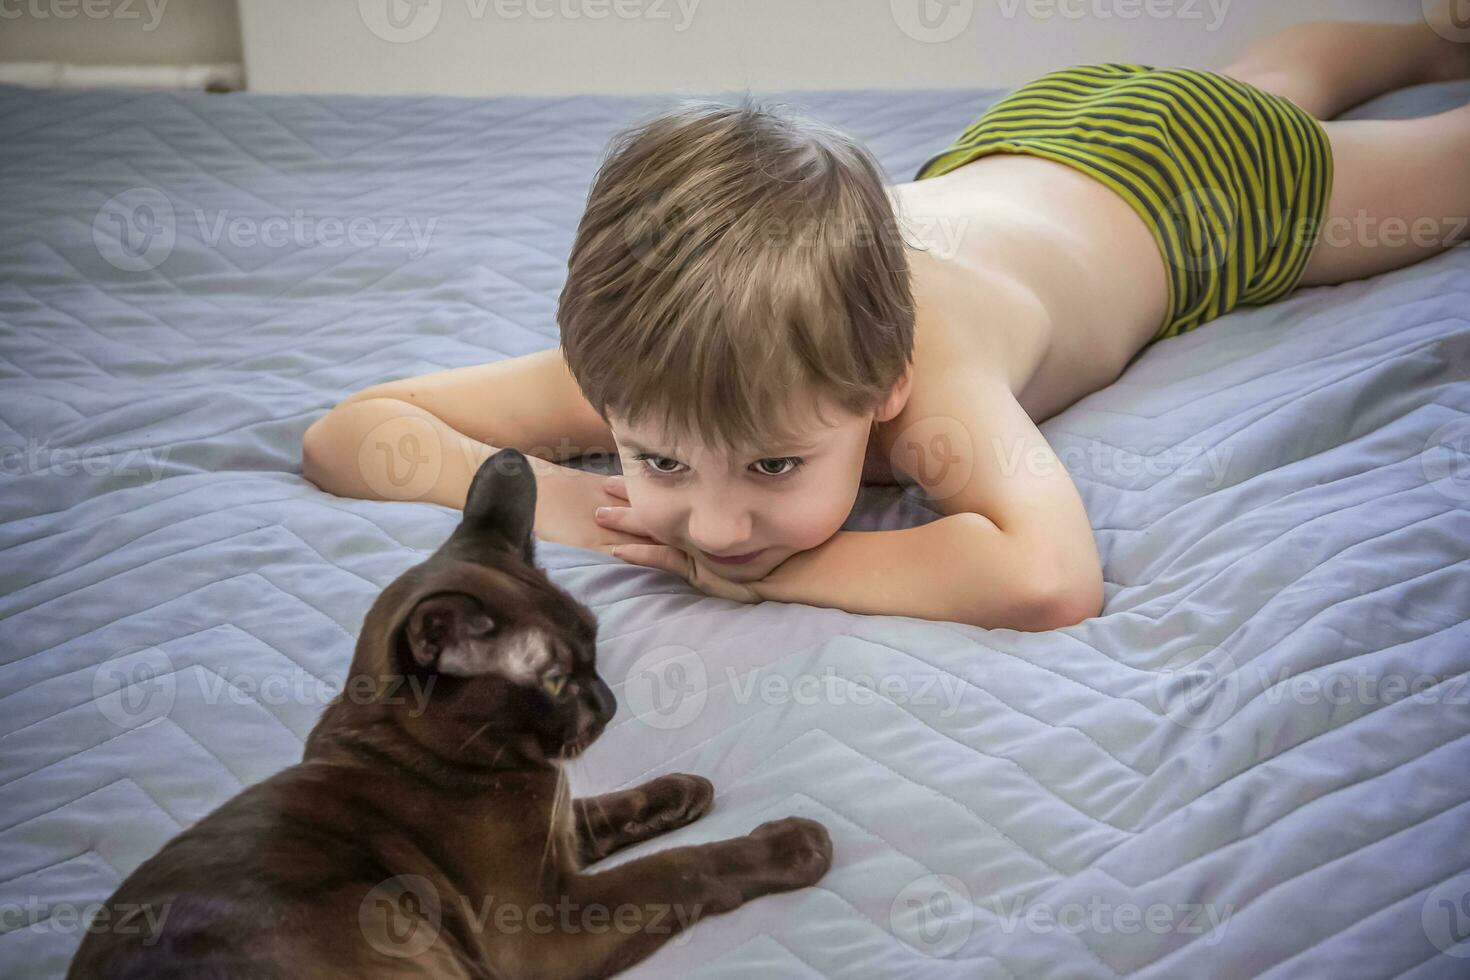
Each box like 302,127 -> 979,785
588,677 -> 617,722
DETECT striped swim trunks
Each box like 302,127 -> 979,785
913,63 -> 1335,345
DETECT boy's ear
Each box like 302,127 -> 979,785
875,361 -> 914,423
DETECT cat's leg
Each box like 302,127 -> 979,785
572,773 -> 713,865
515,816 -> 832,980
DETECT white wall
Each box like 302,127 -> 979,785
239,0 -> 1423,97
0,0 -> 1429,96
0,0 -> 242,66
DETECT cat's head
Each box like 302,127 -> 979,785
350,448 -> 616,768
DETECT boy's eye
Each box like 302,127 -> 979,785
636,454 -> 684,475
755,457 -> 802,477
633,453 -> 803,479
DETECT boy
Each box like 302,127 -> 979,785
304,12 -> 1470,632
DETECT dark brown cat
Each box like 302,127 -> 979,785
68,448 -> 833,980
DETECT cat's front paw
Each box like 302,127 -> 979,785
747,817 -> 833,890
639,773 -> 714,833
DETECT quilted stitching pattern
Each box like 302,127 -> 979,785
0,79 -> 1467,978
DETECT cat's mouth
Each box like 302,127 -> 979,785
562,717 -> 606,758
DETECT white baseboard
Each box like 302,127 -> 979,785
0,62 -> 245,92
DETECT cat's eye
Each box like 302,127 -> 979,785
541,669 -> 568,698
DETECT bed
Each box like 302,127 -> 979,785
1,77 -> 1467,978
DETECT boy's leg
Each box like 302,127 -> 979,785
1298,103 -> 1470,287
1219,15 -> 1470,120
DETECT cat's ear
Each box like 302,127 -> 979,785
462,448 -> 537,565
404,593 -> 499,678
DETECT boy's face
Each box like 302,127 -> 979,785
605,396 -> 877,583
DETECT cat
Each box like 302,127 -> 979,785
68,447 -> 833,979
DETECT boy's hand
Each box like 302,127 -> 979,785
533,464 -> 663,555
593,475 -> 764,604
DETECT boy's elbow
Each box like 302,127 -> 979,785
300,414 -> 335,490
301,407 -> 367,493
300,394 -> 396,487
1026,570 -> 1104,631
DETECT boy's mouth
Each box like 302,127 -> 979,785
700,547 -> 765,566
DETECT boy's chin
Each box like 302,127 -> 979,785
706,550 -> 779,581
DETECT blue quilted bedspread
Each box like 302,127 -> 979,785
1,78 -> 1468,978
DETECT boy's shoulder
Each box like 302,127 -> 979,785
871,261 -> 1060,523
905,248 -> 1052,402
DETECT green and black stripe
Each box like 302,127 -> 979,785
914,63 -> 1334,344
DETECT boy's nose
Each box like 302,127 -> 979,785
686,508 -> 754,556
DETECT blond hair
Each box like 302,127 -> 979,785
557,94 -> 915,455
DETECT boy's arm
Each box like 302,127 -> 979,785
754,513 -> 1062,631
301,348 -> 657,553
759,368 -> 1104,631
319,346 -> 618,464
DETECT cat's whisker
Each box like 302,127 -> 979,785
573,788 -> 601,863
457,720 -> 492,753
539,758 -> 571,875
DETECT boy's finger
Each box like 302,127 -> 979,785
596,505 -> 652,539
608,543 -> 680,575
